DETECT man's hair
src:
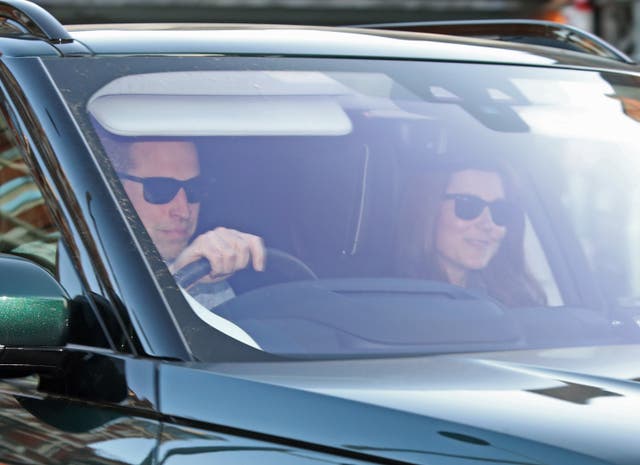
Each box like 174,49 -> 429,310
97,130 -> 198,174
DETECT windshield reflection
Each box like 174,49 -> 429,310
42,56 -> 640,359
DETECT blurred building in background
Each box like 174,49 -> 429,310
32,0 -> 640,59
536,0 -> 637,58
33,0 -> 546,24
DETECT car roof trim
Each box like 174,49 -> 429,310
0,0 -> 72,44
350,19 -> 635,64
66,28 -> 563,66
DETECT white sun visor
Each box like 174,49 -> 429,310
87,71 -> 353,137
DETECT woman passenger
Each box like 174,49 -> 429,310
396,161 -> 546,307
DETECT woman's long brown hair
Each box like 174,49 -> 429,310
395,159 -> 546,307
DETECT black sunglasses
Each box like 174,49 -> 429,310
443,193 -> 521,227
118,172 -> 204,205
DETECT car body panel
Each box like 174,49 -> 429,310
0,37 -> 60,57
188,345 -> 640,464
61,25 -> 638,73
158,359 -> 617,465
0,349 -> 159,464
156,422 -> 377,465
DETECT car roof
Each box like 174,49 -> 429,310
1,22 -> 634,73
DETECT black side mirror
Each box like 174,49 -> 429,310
0,254 -> 69,347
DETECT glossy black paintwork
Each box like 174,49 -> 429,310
356,19 -> 634,63
156,344 -> 640,464
156,422 -> 378,465
0,348 -> 159,465
156,361 -> 617,465
0,36 -> 59,56
63,25 -> 640,73
0,0 -> 72,43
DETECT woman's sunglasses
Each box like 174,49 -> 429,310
118,172 -> 204,205
443,193 -> 521,227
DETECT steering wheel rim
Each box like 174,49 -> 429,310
174,247 -> 317,290
230,247 -> 318,293
264,248 -> 317,279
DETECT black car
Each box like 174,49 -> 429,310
1,1 -> 640,464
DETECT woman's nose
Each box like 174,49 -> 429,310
476,206 -> 496,229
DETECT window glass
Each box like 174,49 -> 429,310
557,141 -> 640,307
45,57 -> 640,359
0,101 -> 112,350
0,108 -> 58,269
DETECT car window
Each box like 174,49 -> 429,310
0,97 -> 114,350
45,56 -> 640,360
556,142 -> 640,307
524,217 -> 562,306
0,106 -> 58,270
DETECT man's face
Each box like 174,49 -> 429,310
122,141 -> 200,261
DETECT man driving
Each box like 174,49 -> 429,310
113,139 -> 266,306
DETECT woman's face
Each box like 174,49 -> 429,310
434,169 -> 508,286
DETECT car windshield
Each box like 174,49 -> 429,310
46,55 -> 640,360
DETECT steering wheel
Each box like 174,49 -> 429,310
174,247 -> 317,291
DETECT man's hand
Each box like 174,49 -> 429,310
169,227 -> 265,285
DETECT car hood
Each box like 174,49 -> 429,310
159,345 -> 640,465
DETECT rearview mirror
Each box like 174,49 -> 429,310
0,254 -> 69,346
